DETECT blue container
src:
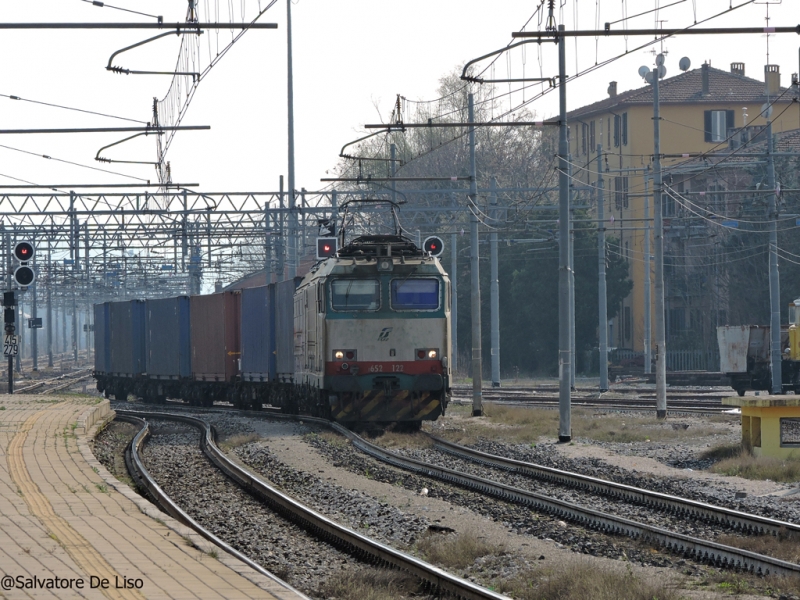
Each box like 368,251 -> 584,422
240,286 -> 275,382
275,278 -> 301,379
146,296 -> 191,379
109,299 -> 146,376
93,302 -> 111,374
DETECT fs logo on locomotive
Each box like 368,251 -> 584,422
377,327 -> 393,341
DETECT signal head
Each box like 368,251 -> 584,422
316,237 -> 338,260
13,241 -> 34,263
13,265 -> 34,287
423,235 -> 444,257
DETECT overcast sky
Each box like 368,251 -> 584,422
0,1 -> 798,195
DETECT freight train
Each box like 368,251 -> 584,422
93,204 -> 452,426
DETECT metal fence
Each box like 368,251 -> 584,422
610,348 -> 720,372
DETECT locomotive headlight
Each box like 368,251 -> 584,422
428,349 -> 438,359
334,350 -> 344,360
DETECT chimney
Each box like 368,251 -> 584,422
730,62 -> 745,77
765,64 -> 780,95
607,81 -> 617,97
701,63 -> 710,95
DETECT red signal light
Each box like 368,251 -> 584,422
13,241 -> 35,263
316,237 -> 337,259
422,236 -> 444,257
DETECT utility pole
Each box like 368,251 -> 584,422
5,231 -> 12,392
277,176 -> 285,280
568,157 -> 576,389
16,292 -> 22,373
451,230 -> 458,373
489,177 -> 500,387
767,119 -> 781,394
597,146 -> 609,391
286,0 -> 297,279
390,144 -> 397,204
265,202 -> 272,285
557,24 -> 572,441
47,250 -> 52,368
468,92 -> 483,416
644,168 -> 652,375
652,57 -> 667,418
31,271 -> 37,371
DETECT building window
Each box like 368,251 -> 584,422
581,123 -> 588,155
704,110 -> 734,143
613,114 -> 621,147
590,121 -> 595,149
663,192 -> 675,217
622,113 -> 628,145
607,117 -> 611,148
624,306 -> 631,341
614,176 -> 628,210
780,418 -> 800,446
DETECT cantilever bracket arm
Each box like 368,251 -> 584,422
461,40 -> 557,83
106,30 -> 202,79
339,130 -> 402,165
95,132 -> 161,165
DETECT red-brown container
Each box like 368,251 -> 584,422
190,291 -> 241,382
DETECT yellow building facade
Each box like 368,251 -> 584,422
568,63 -> 797,353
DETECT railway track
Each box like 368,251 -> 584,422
14,368 -> 94,394
117,409 -> 510,600
328,421 -> 800,575
450,385 -> 734,413
322,423 -> 798,575
114,404 -> 798,576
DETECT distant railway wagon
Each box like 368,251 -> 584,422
93,206 -> 452,426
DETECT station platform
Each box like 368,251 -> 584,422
0,395 -> 304,599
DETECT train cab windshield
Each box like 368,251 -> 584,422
330,279 -> 380,311
391,278 -> 439,310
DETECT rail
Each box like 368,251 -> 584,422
116,410 -> 509,600
307,416 -> 799,576
115,413 -> 311,600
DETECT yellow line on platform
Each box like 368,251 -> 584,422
7,407 -> 142,600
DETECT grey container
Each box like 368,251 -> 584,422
109,299 -> 146,376
93,302 -> 111,374
240,286 -> 275,381
146,296 -> 191,379
275,278 -> 300,379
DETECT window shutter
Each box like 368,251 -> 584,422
622,113 -> 628,145
614,115 -> 620,147
704,111 -> 712,142
725,110 -> 734,136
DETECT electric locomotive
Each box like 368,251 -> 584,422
292,230 -> 452,424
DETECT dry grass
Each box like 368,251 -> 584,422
704,445 -> 800,482
716,528 -> 800,564
218,433 -> 260,452
703,569 -> 800,597
496,562 -> 683,600
443,403 -> 722,445
317,567 -> 420,600
415,530 -> 503,570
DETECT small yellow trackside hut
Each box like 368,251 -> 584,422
722,395 -> 800,459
